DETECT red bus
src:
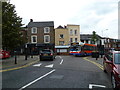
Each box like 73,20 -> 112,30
0,49 -> 10,59
69,42 -> 97,56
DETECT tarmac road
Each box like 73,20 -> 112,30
2,55 -> 113,89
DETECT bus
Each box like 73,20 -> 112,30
69,42 -> 97,56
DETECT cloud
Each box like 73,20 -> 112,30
10,0 -> 119,39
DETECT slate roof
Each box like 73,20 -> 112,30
80,34 -> 103,40
27,21 -> 54,27
56,25 -> 64,29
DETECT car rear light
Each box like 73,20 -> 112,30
50,53 -> 53,56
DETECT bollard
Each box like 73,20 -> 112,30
14,51 -> 17,64
25,54 -> 27,60
25,48 -> 27,60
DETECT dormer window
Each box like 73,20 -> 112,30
44,27 -> 50,33
31,27 -> 37,33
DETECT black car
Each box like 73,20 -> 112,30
39,49 -> 55,61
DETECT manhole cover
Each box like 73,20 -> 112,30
49,75 -> 64,79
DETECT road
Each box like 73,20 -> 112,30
2,55 -> 112,89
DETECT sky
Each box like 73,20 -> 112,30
10,0 -> 119,39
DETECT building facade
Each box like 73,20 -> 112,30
27,19 -> 55,45
55,25 -> 69,46
80,34 -> 103,45
104,38 -> 120,50
55,24 -> 80,54
67,24 -> 80,44
25,19 -> 55,55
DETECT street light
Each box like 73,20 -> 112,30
102,29 -> 108,37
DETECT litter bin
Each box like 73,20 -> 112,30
92,51 -> 99,58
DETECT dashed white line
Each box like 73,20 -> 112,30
19,69 -> 56,90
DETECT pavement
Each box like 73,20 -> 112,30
0,55 -> 40,71
0,55 -> 104,72
87,56 -> 104,65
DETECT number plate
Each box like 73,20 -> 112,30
44,54 -> 48,56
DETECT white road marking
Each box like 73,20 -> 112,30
59,56 -> 62,59
60,59 -> 64,65
55,56 -> 58,58
33,63 -> 42,67
45,64 -> 54,68
19,69 -> 55,90
89,84 -> 106,89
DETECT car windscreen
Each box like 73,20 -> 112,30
114,53 -> 120,64
41,50 -> 51,53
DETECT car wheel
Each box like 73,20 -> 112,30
111,75 -> 116,88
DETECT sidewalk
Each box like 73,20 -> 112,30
87,56 -> 104,66
0,55 -> 40,70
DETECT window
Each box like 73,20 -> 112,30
70,29 -> 73,35
44,35 -> 50,43
60,34 -> 64,38
114,53 -> 120,64
44,27 -> 50,33
70,38 -> 73,43
31,27 -> 37,33
31,35 -> 37,43
75,38 -> 77,42
59,41 -> 64,45
105,52 -> 113,61
74,30 -> 77,35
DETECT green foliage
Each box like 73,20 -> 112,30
91,31 -> 99,44
2,2 -> 24,50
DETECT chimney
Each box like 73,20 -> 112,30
30,19 -> 33,22
64,25 -> 66,28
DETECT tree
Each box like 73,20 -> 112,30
91,31 -> 99,44
2,2 -> 24,50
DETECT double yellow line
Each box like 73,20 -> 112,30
83,57 -> 103,70
0,59 -> 39,72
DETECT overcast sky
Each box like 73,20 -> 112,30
10,0 -> 119,39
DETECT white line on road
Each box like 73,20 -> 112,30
33,63 -> 42,67
60,59 -> 64,65
19,69 -> 56,90
45,64 -> 54,68
89,84 -> 106,89
59,56 -> 62,59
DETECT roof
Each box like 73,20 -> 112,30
80,34 -> 102,40
56,25 -> 64,29
27,21 -> 54,27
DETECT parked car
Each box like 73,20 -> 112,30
103,51 -> 120,88
0,49 -> 10,59
39,49 -> 55,61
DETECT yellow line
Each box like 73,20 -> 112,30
83,57 -> 104,70
0,60 -> 39,72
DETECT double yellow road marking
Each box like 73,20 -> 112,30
83,57 -> 104,70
